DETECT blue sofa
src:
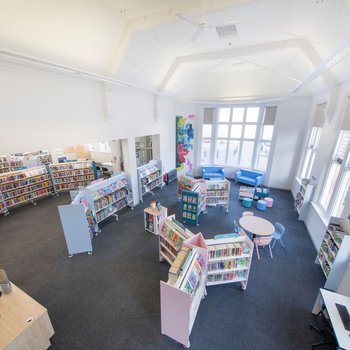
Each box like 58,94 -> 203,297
202,166 -> 225,180
235,169 -> 264,186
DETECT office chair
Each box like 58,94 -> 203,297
272,222 -> 286,249
310,310 -> 336,349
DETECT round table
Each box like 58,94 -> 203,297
239,216 -> 275,236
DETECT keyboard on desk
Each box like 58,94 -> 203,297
335,303 -> 350,331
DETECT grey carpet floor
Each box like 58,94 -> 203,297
0,180 -> 329,349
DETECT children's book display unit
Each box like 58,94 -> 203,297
0,157 -> 24,174
177,174 -> 198,201
295,178 -> 314,221
316,217 -> 350,289
205,230 -> 253,290
144,204 -> 168,235
160,233 -> 208,348
238,185 -> 255,200
0,190 -> 9,216
158,215 -> 194,265
49,161 -> 96,193
0,166 -> 54,209
137,159 -> 162,202
205,179 -> 230,212
181,182 -> 206,226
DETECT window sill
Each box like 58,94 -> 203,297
310,201 -> 330,227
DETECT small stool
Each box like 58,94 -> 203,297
242,197 -> 252,208
265,197 -> 273,208
257,200 -> 267,211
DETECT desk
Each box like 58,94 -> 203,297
0,283 -> 54,350
239,216 -> 275,237
313,289 -> 350,350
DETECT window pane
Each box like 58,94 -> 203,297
262,125 -> 274,140
203,125 -> 212,138
232,108 -> 244,122
300,149 -> 312,179
201,139 -> 211,164
246,107 -> 259,122
218,124 -> 229,138
214,140 -> 227,165
332,170 -> 350,216
240,141 -> 254,167
256,142 -> 270,171
230,125 -> 242,138
227,141 -> 240,166
218,108 -> 231,122
320,163 -> 341,211
244,125 -> 256,139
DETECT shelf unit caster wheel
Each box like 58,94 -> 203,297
131,207 -> 134,210
33,202 -> 37,206
226,209 -> 229,213
159,256 -> 164,262
88,251 -> 92,255
196,224 -> 199,227
97,229 -> 102,234
4,212 -> 9,216
68,254 -> 73,258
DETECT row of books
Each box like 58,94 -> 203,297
95,196 -> 132,222
0,167 -> 48,184
323,232 -> 339,254
142,178 -> 162,194
206,197 -> 228,205
52,175 -> 95,184
182,212 -> 197,221
160,221 -> 188,252
168,246 -> 191,284
0,174 -> 51,192
206,184 -> 227,191
50,163 -> 92,171
208,243 -> 243,259
208,258 -> 247,272
327,225 -> 344,246
2,181 -> 52,200
5,188 -> 52,207
92,179 -> 128,200
320,240 -> 335,264
182,194 -> 197,204
183,203 -> 197,213
207,270 -> 246,283
94,188 -> 128,211
54,181 -> 92,191
318,250 -> 331,277
180,253 -> 204,295
206,190 -> 228,197
140,165 -> 159,178
160,235 -> 178,258
141,170 -> 160,185
51,169 -> 93,178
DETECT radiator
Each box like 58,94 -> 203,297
164,169 -> 177,185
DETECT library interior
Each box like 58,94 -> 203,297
1,1 -> 350,349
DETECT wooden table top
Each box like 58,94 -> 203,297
239,216 -> 275,236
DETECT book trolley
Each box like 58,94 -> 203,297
158,215 -> 194,265
205,179 -> 230,212
177,174 -> 198,201
0,190 -> 9,216
137,159 -> 162,202
205,231 -> 253,290
49,161 -> 96,193
144,205 -> 168,235
160,233 -> 208,348
181,181 -> 206,226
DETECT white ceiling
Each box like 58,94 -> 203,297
0,0 -> 350,103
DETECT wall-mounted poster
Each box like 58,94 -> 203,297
176,115 -> 195,176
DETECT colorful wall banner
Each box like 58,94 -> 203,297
176,115 -> 195,175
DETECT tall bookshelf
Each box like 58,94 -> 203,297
205,230 -> 253,290
137,159 -> 162,202
84,173 -> 134,225
158,215 -> 194,265
316,217 -> 350,290
0,166 -> 54,209
205,179 -> 230,212
49,161 -> 95,193
160,233 -> 208,348
295,178 -> 314,221
181,182 -> 206,226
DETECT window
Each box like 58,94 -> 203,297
299,103 -> 325,179
201,108 -> 214,164
319,131 -> 350,216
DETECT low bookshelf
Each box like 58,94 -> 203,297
181,181 -> 206,226
205,231 -> 253,290
158,215 -> 194,265
144,205 -> 168,235
177,174 -> 197,201
160,233 -> 208,348
137,159 -> 162,202
205,179 -> 230,212
0,190 -> 9,216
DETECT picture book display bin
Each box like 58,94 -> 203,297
0,166 -> 54,210
205,230 -> 253,290
137,159 -> 162,202
158,215 -> 194,265
295,178 -> 314,221
205,179 -> 230,212
49,161 -> 96,193
181,182 -> 206,226
160,233 -> 208,348
238,186 -> 254,200
144,205 -> 168,235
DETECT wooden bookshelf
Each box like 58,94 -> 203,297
49,161 -> 95,193
181,181 -> 206,226
205,230 -> 253,290
158,215 -> 194,265
0,166 -> 54,209
137,159 -> 162,202
160,233 -> 208,348
205,179 -> 230,212
144,205 -> 168,235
